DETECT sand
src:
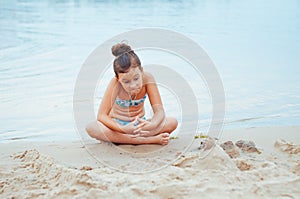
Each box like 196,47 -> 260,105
0,126 -> 300,198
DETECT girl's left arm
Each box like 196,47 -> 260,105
143,72 -> 165,130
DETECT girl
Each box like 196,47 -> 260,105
86,43 -> 178,145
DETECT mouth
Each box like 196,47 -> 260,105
130,88 -> 140,94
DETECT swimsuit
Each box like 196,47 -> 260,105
113,95 -> 147,125
115,95 -> 146,108
113,116 -> 147,126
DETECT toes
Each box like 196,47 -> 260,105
162,133 -> 169,138
154,133 -> 170,145
161,135 -> 169,145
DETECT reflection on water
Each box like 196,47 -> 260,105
0,0 -> 299,141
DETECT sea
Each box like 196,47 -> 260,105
1,0 -> 299,142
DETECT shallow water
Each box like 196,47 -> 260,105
0,0 -> 299,142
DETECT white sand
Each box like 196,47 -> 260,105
0,126 -> 299,198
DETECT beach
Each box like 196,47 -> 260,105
1,1 -> 300,198
1,126 -> 299,198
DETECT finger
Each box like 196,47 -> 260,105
137,117 -> 146,122
132,128 -> 140,134
138,118 -> 150,125
131,116 -> 138,123
141,120 -> 150,126
134,116 -> 139,121
131,117 -> 141,126
136,122 -> 147,129
133,128 -> 142,134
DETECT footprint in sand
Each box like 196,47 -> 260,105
235,140 -> 261,154
220,141 -> 240,158
274,139 -> 300,154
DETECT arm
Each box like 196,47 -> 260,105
97,78 -> 124,133
142,72 -> 166,131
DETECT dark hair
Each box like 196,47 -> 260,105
111,43 -> 142,78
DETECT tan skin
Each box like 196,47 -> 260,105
85,67 -> 178,145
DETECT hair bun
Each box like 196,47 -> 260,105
111,43 -> 132,57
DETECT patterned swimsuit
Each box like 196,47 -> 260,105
113,95 -> 147,125
115,95 -> 146,108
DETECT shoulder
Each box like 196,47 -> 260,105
108,77 -> 120,87
110,77 -> 119,84
105,77 -> 121,95
143,71 -> 156,84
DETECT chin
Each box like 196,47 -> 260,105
131,88 -> 141,94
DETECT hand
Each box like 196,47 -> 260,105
134,118 -> 154,137
119,117 -> 148,135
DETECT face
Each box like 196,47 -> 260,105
118,67 -> 143,95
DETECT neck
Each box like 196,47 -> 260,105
128,92 -> 137,100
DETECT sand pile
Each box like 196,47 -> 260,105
0,141 -> 299,198
274,139 -> 300,154
1,127 -> 300,198
1,149 -> 108,198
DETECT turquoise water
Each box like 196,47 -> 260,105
1,0 -> 300,142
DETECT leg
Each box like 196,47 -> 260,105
85,120 -> 169,145
146,117 -> 178,136
161,117 -> 178,134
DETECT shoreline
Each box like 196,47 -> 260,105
1,126 -> 299,198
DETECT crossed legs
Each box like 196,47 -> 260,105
85,117 -> 177,145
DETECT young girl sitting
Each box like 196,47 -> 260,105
85,43 -> 178,145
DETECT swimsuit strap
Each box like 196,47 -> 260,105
115,95 -> 146,108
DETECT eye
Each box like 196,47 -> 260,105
133,75 -> 140,81
123,80 -> 130,84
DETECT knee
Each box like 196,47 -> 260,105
170,117 -> 178,130
85,121 -> 97,138
166,117 -> 178,133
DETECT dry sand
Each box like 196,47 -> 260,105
0,126 -> 299,198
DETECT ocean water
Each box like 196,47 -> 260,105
0,0 -> 299,142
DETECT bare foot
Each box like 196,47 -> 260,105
156,133 -> 170,145
139,133 -> 169,145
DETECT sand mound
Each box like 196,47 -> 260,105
0,146 -> 299,198
274,139 -> 300,154
173,145 -> 238,171
1,127 -> 300,198
1,149 -> 108,198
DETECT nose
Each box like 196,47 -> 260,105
129,82 -> 137,89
